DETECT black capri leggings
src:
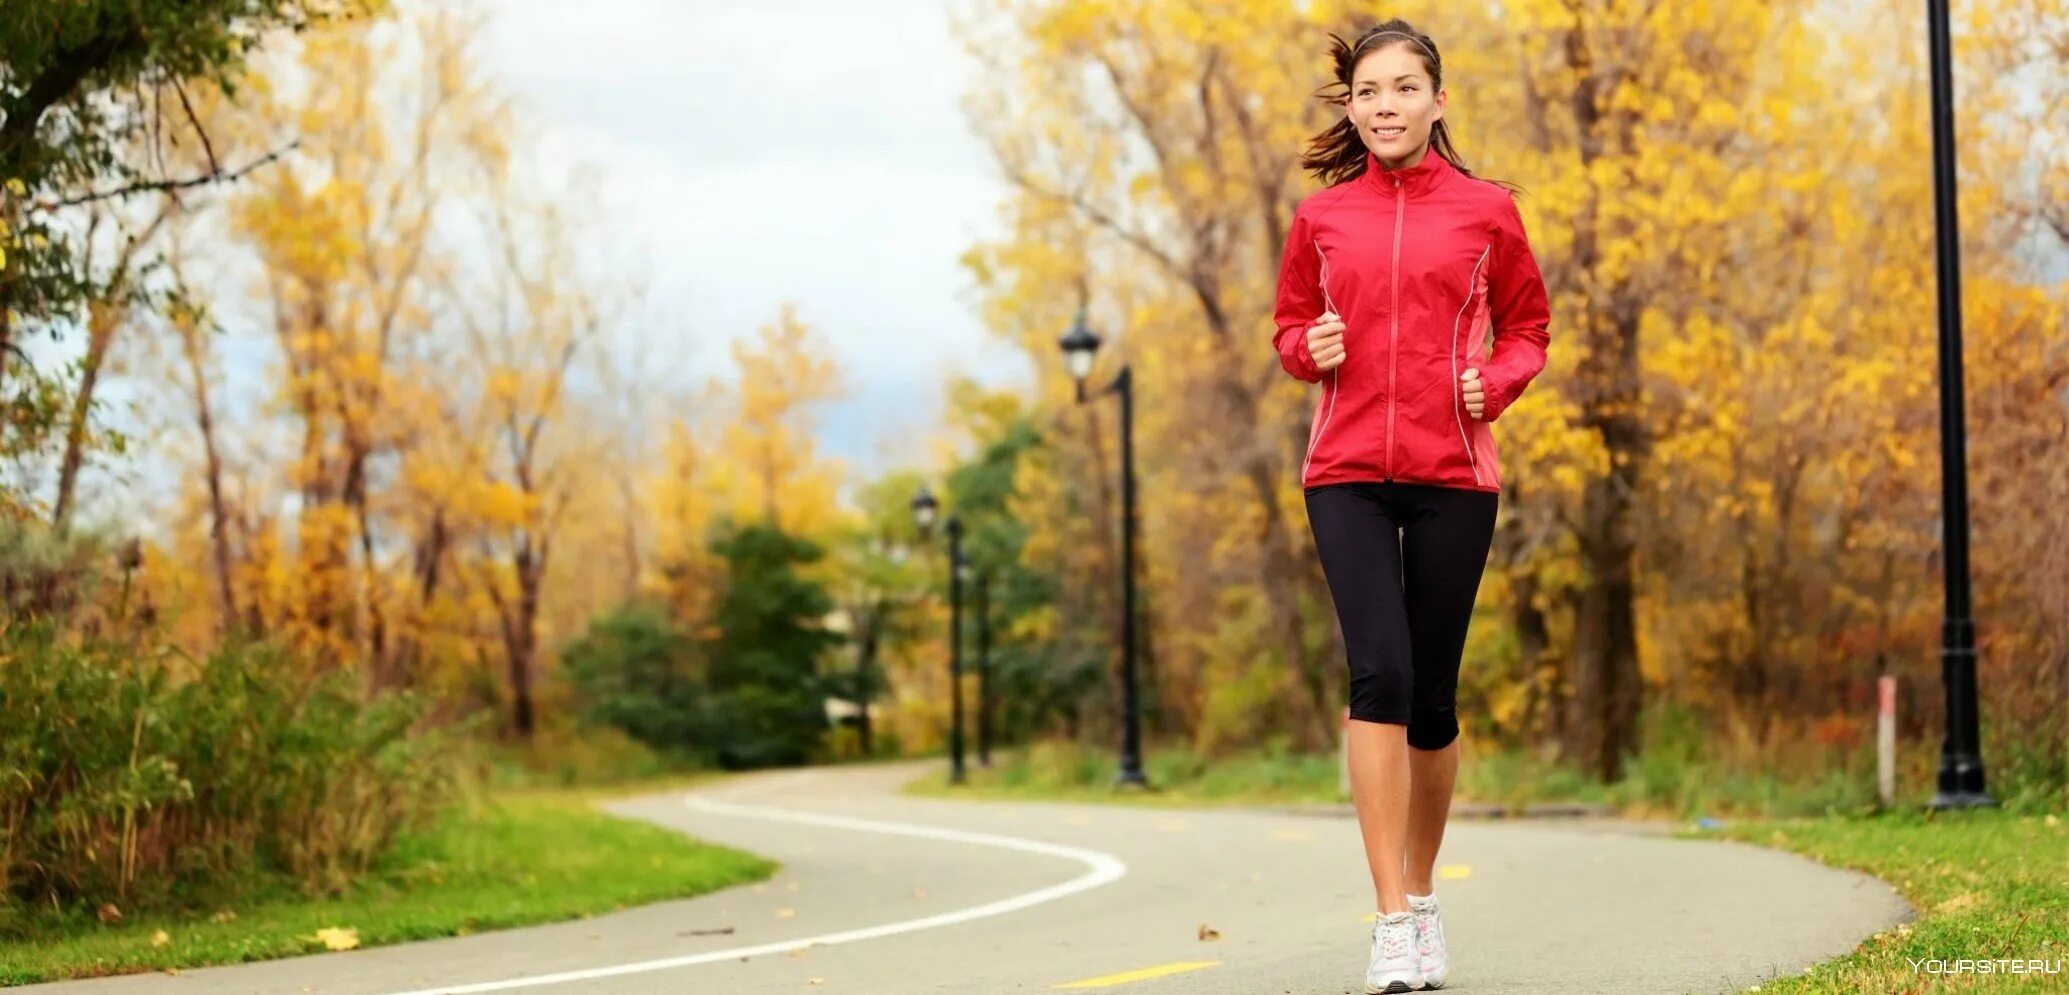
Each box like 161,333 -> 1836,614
1303,481 -> 1498,750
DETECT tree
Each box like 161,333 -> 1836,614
562,601 -> 708,758
704,522 -> 842,768
1,0 -> 379,485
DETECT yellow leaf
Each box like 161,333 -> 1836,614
313,927 -> 360,951
150,929 -> 171,947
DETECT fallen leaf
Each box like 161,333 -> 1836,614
788,949 -> 806,959
679,926 -> 737,937
212,909 -> 237,924
808,979 -> 823,986
97,903 -> 122,924
1439,865 -> 1472,880
1197,923 -> 1221,941
776,907 -> 796,918
1934,892 -> 1981,914
150,930 -> 170,948
313,927 -> 360,951
161,968 -> 180,976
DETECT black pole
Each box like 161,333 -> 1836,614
1115,366 -> 1148,788
976,569 -> 993,767
858,602 -> 878,757
947,517 -> 968,785
1925,0 -> 1991,809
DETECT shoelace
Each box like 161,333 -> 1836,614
1411,904 -> 1441,954
1374,917 -> 1415,959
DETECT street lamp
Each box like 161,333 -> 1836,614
1057,307 -> 1150,789
912,485 -> 967,785
1925,0 -> 1991,809
974,565 -> 993,768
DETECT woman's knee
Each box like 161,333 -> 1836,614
1407,708 -> 1458,750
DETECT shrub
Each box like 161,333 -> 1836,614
0,623 -> 455,935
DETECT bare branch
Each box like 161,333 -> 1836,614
172,75 -> 221,176
1001,164 -> 1184,277
35,141 -> 299,211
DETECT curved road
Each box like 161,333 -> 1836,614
21,759 -> 1911,994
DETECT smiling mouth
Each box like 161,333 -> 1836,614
1372,126 -> 1406,140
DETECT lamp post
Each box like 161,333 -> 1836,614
911,485 -> 967,785
975,566 -> 993,767
1058,308 -> 1149,789
1924,0 -> 1992,809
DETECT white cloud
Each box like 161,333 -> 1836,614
480,0 -> 1032,485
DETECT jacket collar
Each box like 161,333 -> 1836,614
1360,146 -> 1454,198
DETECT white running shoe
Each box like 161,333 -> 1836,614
1365,911 -> 1421,994
1409,893 -> 1448,990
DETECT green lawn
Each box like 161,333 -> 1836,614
901,740 -> 1347,807
901,738 -> 1875,817
1693,809 -> 2066,994
0,787 -> 777,986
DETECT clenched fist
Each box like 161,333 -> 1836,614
1460,367 -> 1486,420
1307,311 -> 1346,372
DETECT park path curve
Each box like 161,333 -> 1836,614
16,758 -> 1912,994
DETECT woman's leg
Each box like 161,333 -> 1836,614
1349,720 -> 1412,915
1303,484 -> 1415,916
1396,484 -> 1498,894
1404,741 -> 1458,895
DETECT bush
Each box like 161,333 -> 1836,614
0,623 -> 455,936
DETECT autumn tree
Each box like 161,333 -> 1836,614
1,0 -> 380,502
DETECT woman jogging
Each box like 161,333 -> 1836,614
1271,19 -> 1552,994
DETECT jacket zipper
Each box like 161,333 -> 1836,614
1384,174 -> 1404,481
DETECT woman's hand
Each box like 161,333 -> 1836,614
1307,312 -> 1346,372
1460,367 -> 1485,420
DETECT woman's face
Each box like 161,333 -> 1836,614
1347,43 -> 1446,169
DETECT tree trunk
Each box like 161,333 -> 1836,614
50,299 -> 118,531
1555,19 -> 1646,782
176,302 -> 240,635
503,541 -> 541,739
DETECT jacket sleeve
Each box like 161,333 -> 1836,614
1478,194 -> 1551,423
1271,207 -> 1326,384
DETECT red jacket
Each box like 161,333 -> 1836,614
1273,149 -> 1551,493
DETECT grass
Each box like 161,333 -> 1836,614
901,737 -> 1891,819
1689,808 -> 2067,994
0,785 -> 778,986
901,739 -> 1348,808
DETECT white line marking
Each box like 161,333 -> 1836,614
378,795 -> 1129,995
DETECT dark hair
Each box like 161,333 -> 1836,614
1299,19 -> 1511,192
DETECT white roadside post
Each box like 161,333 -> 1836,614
1877,675 -> 1898,807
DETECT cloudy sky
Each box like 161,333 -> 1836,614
479,0 -> 1032,480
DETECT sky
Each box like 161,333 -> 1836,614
479,0 -> 1033,480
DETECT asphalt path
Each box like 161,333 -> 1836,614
18,759 -> 1912,994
